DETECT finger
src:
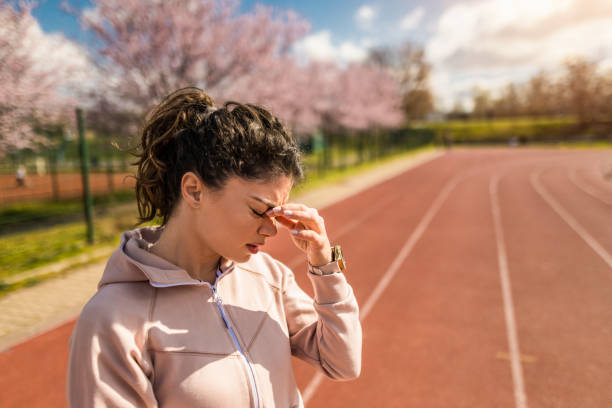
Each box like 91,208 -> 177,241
266,203 -> 315,216
278,203 -> 311,212
274,215 -> 299,229
281,209 -> 324,227
290,229 -> 321,243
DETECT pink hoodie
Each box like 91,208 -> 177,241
67,227 -> 362,407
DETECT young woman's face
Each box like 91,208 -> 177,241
195,175 -> 293,263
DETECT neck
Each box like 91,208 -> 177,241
150,218 -> 221,285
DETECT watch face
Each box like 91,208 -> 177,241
333,246 -> 346,271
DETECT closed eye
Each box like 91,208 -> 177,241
251,208 -> 266,218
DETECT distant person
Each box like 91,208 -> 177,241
15,165 -> 26,187
66,87 -> 362,407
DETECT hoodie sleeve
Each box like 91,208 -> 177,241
283,267 -> 362,380
67,286 -> 158,408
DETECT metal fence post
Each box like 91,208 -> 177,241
76,107 -> 94,244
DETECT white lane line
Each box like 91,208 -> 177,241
489,174 -> 528,408
531,170 -> 612,270
568,167 -> 612,206
302,175 -> 462,404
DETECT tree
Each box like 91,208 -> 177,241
0,1 -> 85,155
447,100 -> 469,120
78,0 -> 408,139
79,0 -> 309,119
594,69 -> 612,122
472,87 -> 492,118
369,42 -> 434,121
493,83 -> 523,117
561,58 -> 599,124
523,71 -> 560,117
333,62 -> 403,130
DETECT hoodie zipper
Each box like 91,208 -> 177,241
211,284 -> 260,408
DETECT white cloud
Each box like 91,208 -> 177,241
21,16 -> 96,91
426,0 -> 612,110
400,6 -> 425,31
293,30 -> 368,65
355,5 -> 376,29
293,31 -> 336,62
338,42 -> 368,63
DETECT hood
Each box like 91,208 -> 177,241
98,226 -> 232,289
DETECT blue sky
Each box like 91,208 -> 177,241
30,0 -> 612,110
33,0 -> 437,45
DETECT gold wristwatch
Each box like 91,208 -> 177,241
309,245 -> 346,275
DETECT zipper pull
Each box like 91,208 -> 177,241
212,286 -> 231,329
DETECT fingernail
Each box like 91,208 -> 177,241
284,210 -> 293,216
290,229 -> 299,235
272,206 -> 282,213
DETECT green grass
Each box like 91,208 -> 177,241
553,140 -> 612,149
420,116 -> 580,142
0,190 -> 136,231
0,208 -> 140,281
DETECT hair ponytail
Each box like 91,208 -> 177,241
135,88 -> 215,224
134,87 -> 303,225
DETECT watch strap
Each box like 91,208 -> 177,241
309,245 -> 345,275
309,260 -> 342,276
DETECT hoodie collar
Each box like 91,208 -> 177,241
98,226 -> 234,289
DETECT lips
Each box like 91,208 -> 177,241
246,244 -> 260,254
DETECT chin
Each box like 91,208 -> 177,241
233,252 -> 253,263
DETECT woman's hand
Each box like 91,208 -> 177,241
266,204 -> 332,267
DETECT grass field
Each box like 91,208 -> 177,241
420,116 -> 582,142
0,190 -> 136,233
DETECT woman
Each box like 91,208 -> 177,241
67,88 -> 362,407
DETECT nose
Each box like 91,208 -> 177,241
258,216 -> 278,237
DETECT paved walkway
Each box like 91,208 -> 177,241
0,148 -> 444,351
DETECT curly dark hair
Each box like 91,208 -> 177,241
134,87 -> 303,225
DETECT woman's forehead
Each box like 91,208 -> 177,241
227,175 -> 292,205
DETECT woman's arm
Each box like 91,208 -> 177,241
267,203 -> 362,379
67,287 -> 158,407
282,266 -> 362,380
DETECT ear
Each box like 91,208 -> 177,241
181,172 -> 203,208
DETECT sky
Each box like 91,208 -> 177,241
31,0 -> 612,111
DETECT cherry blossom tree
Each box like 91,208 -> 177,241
74,0 -> 406,144
78,0 -> 308,115
0,1 -> 88,155
327,62 -> 403,130
227,58 -> 341,135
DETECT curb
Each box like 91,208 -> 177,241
1,245 -> 115,286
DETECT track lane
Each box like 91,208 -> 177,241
497,159 -> 612,407
288,150 -> 492,388
538,165 -> 612,255
568,166 -> 612,206
490,173 -> 528,408
306,162 -> 518,407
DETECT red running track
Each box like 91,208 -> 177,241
2,148 -> 612,407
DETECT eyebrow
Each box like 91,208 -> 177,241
249,195 -> 278,209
